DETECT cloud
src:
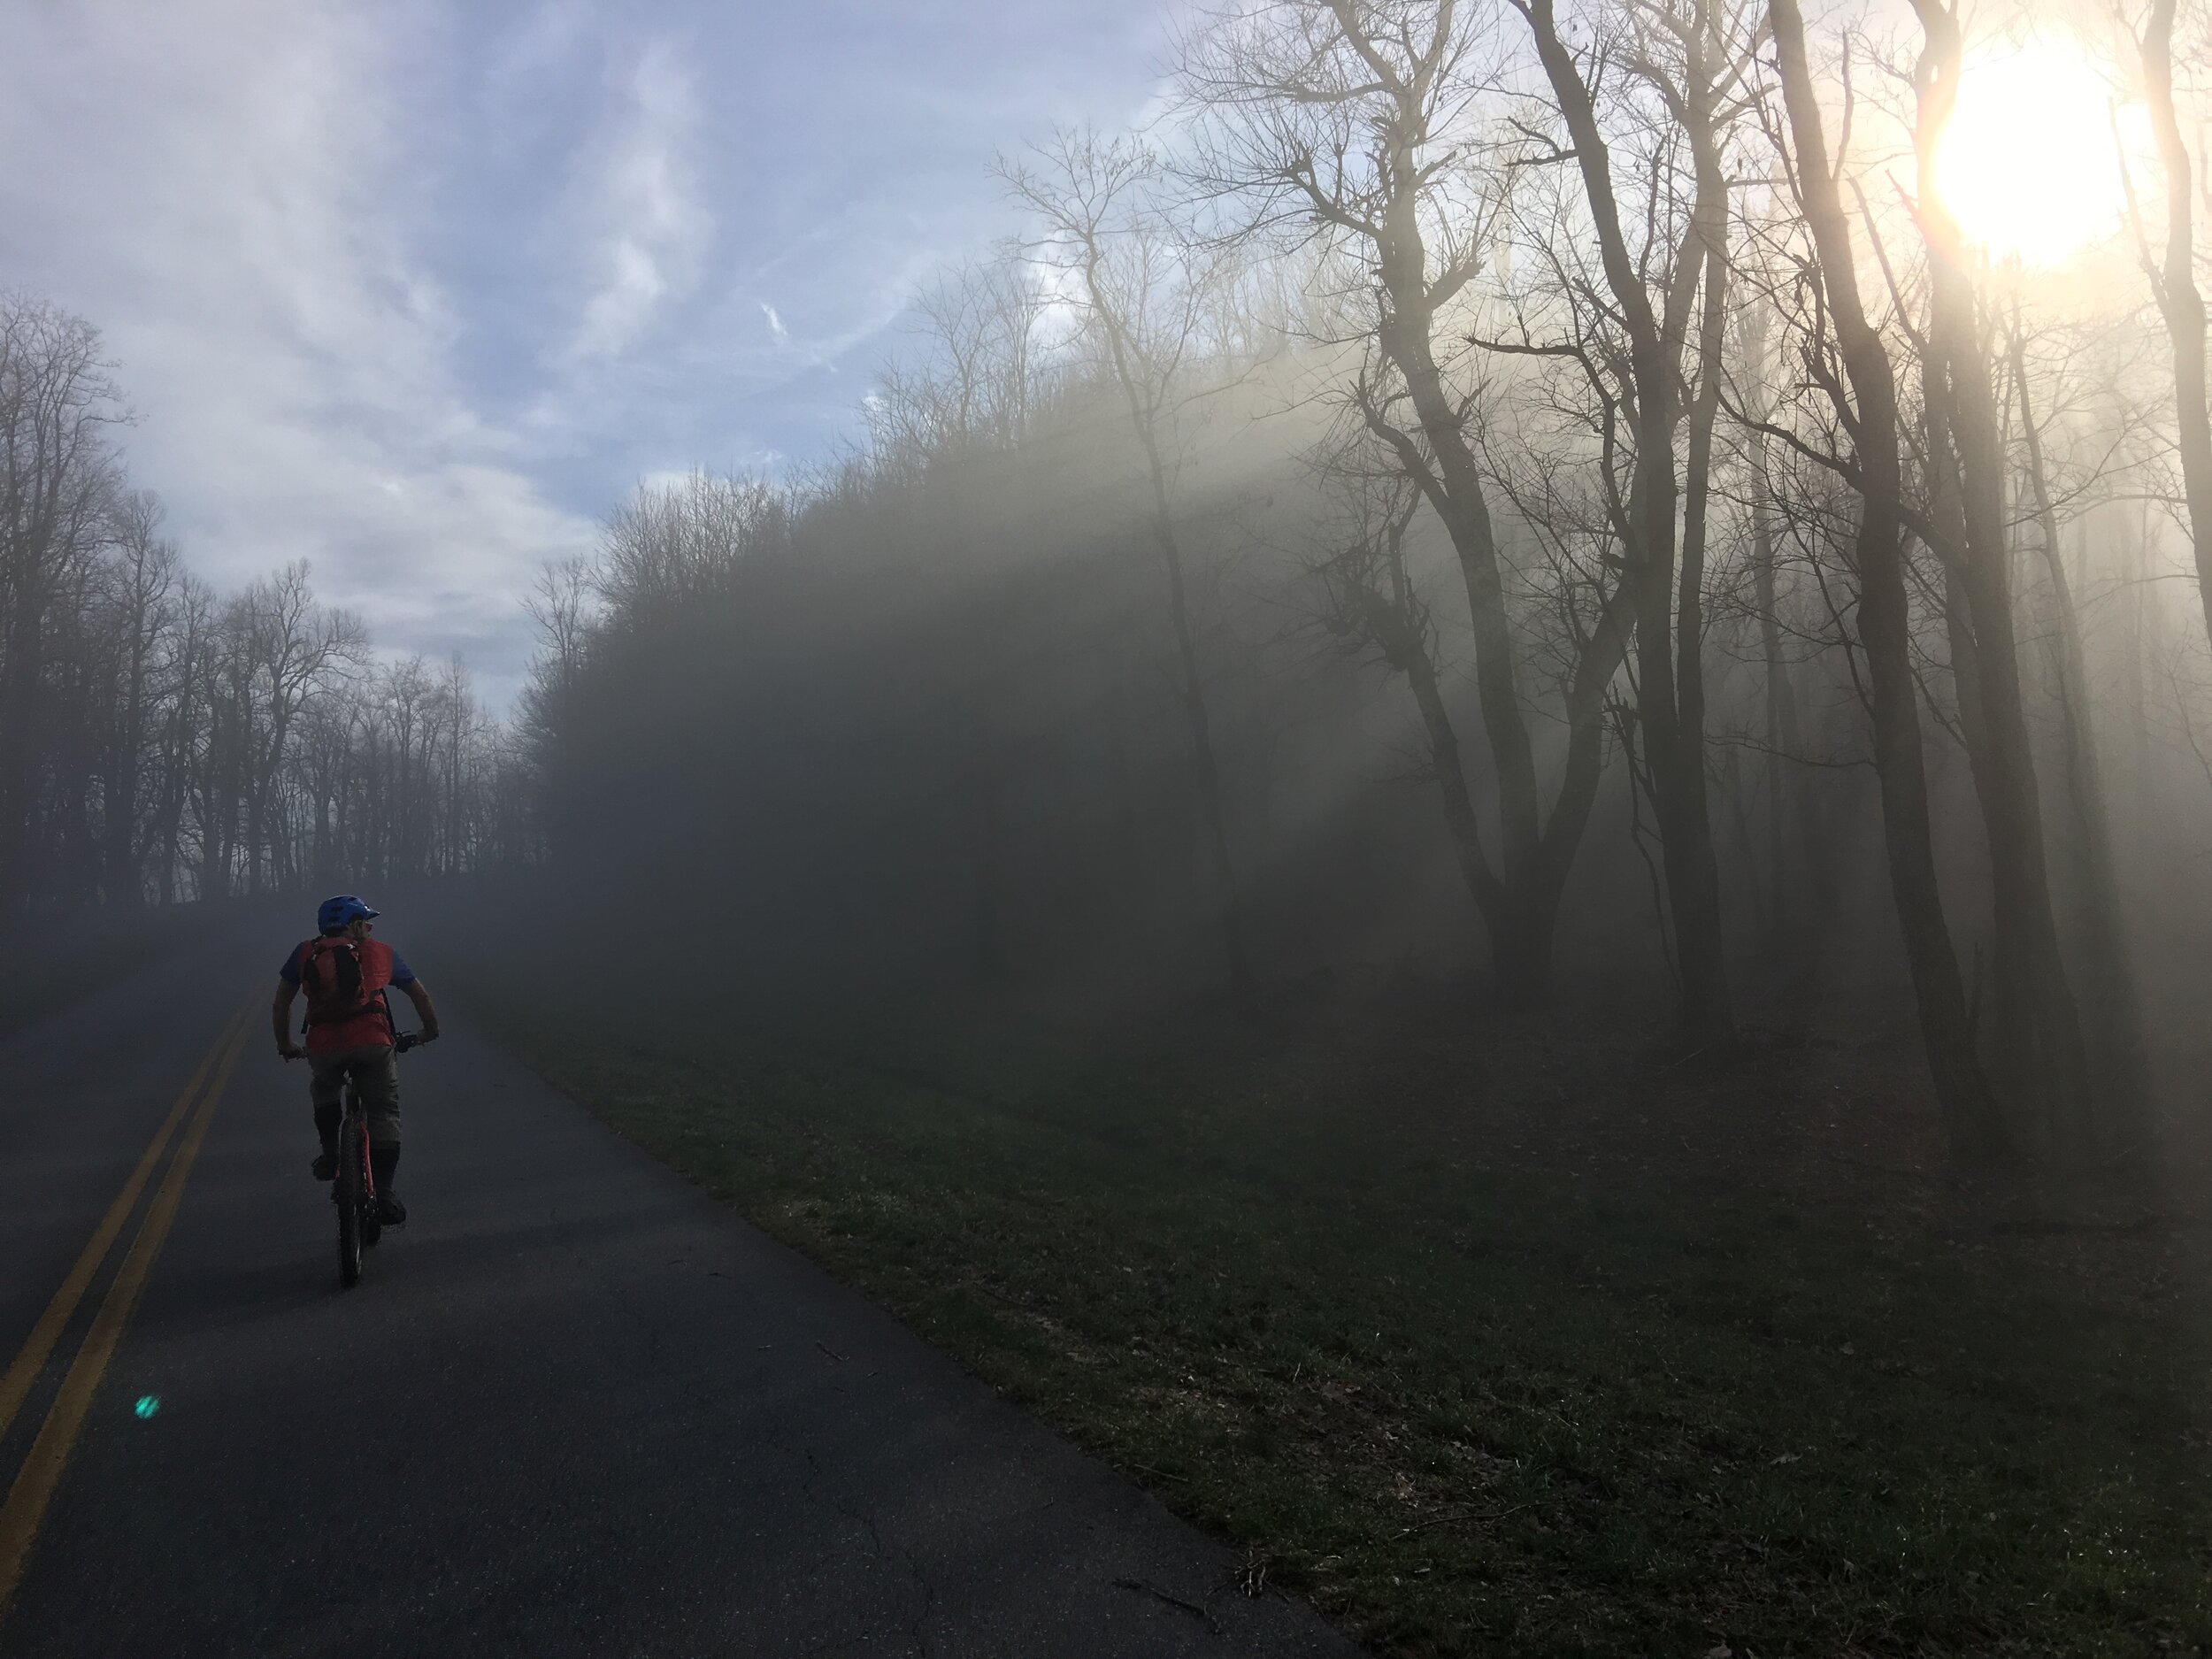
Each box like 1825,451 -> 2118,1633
0,0 -> 1182,709
482,0 -> 594,136
0,0 -> 597,705
565,37 -> 709,365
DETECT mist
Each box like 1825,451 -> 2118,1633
494,3 -> 2212,1179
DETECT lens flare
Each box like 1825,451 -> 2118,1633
134,1394 -> 161,1419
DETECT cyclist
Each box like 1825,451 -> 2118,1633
272,895 -> 440,1225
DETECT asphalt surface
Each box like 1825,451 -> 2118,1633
0,919 -> 1362,1657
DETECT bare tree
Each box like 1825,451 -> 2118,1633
2003,318 -> 2153,1149
521,557 -> 596,703
232,562 -> 367,895
1729,296 -> 1839,955
1302,450 -> 1525,918
1000,129 -> 1255,993
96,488 -> 180,902
1500,0 -> 1763,1045
147,572 -> 215,903
1761,0 -> 2005,1159
0,296 -> 123,910
1178,0 -> 1634,1005
874,250 -> 1052,467
2123,0 -> 2212,656
596,471 -> 793,627
1908,0 -> 2097,1160
0,295 -> 518,908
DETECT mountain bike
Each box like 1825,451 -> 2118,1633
334,1029 -> 424,1289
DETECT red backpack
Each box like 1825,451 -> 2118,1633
299,935 -> 390,1036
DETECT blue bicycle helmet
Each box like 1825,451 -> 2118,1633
317,895 -> 380,934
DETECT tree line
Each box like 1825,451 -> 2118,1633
0,293 -> 529,913
526,0 -> 2212,1179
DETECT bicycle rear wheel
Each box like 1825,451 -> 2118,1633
336,1126 -> 363,1288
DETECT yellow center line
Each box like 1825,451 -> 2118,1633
0,1010 -> 251,1617
0,994 -> 254,1444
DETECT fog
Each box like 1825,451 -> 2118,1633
7,0 -> 2206,1181
434,0 -> 2204,1188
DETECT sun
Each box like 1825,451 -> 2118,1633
1932,40 -> 2131,267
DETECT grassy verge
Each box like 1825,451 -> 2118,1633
455,971 -> 2209,1657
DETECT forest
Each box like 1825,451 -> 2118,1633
502,0 -> 2212,1183
4,0 -> 2207,1166
0,297 -> 532,908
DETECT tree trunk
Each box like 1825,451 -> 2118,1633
0,609 -> 43,911
1668,223 -> 1738,1047
2012,339 -> 2152,1152
1134,412 -> 1251,995
105,561 -> 160,908
1750,434 -> 1793,935
2139,0 -> 2212,656
1770,0 -> 2007,1161
1372,300 -> 1571,1003
1517,0 -> 1733,1047
1081,242 -> 1252,997
1910,0 -> 2095,1164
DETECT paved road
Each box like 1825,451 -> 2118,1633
0,919 -> 1360,1657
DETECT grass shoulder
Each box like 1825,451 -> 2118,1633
455,972 -> 2210,1658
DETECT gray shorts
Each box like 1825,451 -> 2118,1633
308,1045 -> 402,1149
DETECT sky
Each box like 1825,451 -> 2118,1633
0,0 -> 1177,707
